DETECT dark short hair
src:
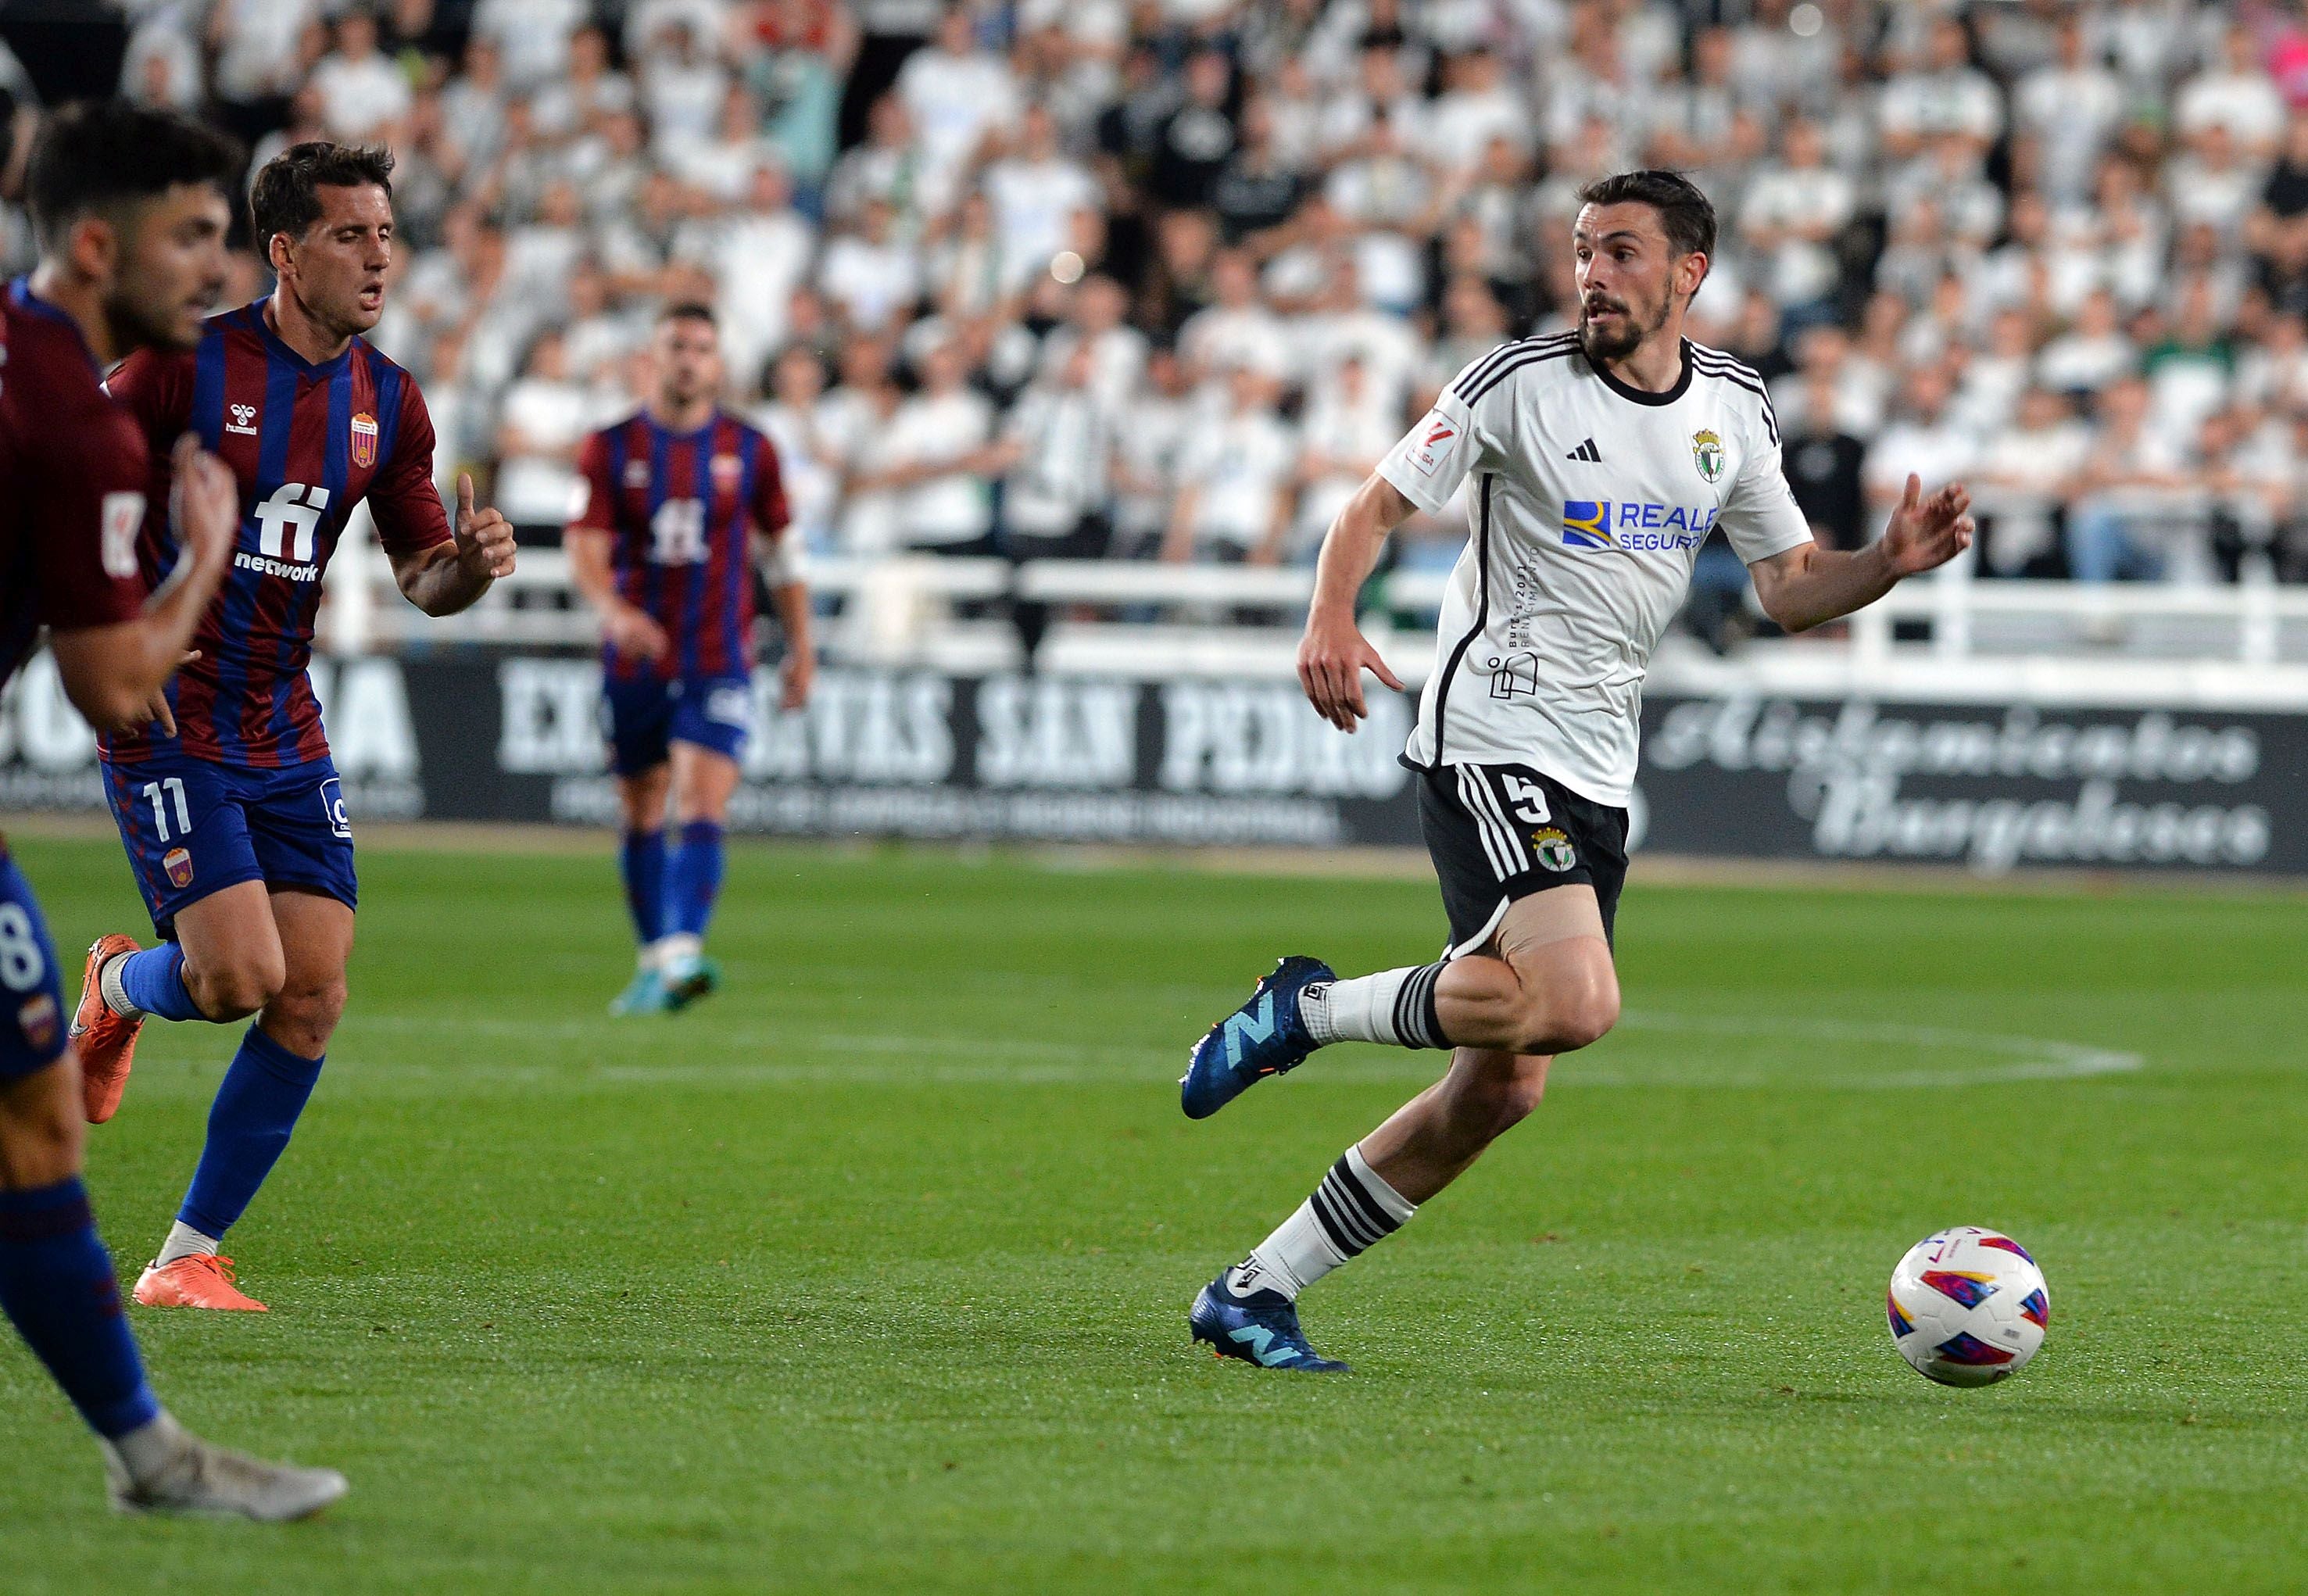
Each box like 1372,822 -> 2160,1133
25,100 -> 244,250
249,141 -> 394,251
1576,170 -> 1717,263
658,302 -> 717,328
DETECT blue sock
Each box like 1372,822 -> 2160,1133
177,1026 -> 324,1239
116,943 -> 202,1022
0,1178 -> 160,1438
620,828 -> 666,950
664,820 -> 725,942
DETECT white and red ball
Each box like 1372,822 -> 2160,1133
1887,1227 -> 2049,1387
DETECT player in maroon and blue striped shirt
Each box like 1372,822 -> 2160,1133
568,303 -> 814,1015
70,142 -> 517,1314
2,98 -> 344,1518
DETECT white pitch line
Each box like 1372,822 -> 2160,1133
114,1008 -> 2142,1097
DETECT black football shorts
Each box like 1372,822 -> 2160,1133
1416,760 -> 1629,957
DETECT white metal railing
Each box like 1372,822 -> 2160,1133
320,532 -> 2308,696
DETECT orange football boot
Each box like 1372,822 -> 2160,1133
134,1254 -> 268,1312
70,934 -> 147,1124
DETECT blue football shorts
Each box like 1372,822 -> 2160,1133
0,851 -> 70,1083
99,749 -> 360,938
601,672 -> 752,778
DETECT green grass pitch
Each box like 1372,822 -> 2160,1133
1,834 -> 2303,1593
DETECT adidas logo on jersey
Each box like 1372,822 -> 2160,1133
1566,438 -> 1602,462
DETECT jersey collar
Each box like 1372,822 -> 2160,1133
1590,336 -> 1693,408
250,296 -> 356,378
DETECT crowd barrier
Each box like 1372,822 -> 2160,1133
5,647 -> 2302,878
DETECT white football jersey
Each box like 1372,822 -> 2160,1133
1378,334 -> 1813,805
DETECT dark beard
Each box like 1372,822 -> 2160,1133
103,286 -> 195,356
1578,299 -> 1664,366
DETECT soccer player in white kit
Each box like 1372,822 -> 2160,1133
1180,172 -> 1976,1372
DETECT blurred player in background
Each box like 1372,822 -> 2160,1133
70,141 -> 518,1314
567,303 -> 813,1016
2,100 -> 345,1517
1179,173 -> 1975,1372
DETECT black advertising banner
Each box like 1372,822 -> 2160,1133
5,650 -> 2306,875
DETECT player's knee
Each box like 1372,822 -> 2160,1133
0,1057 -> 86,1186
190,948 -> 286,1020
1509,979 -> 1619,1056
269,975 -> 347,1045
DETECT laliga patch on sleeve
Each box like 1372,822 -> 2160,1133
1408,412 -> 1456,477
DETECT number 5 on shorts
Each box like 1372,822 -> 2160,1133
1500,772 -> 1551,825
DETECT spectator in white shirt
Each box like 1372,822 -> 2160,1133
1178,249 -> 1290,385
1972,386 -> 2094,574
875,341 -> 998,553
2067,375 -> 2192,582
310,9 -> 413,142
1864,363 -> 1977,538
818,197 -> 924,334
1740,117 -> 1853,320
494,330 -> 596,531
1163,365 -> 1297,564
210,0 -> 324,113
2037,288 -> 2138,398
2013,15 -> 2124,206
982,105 -> 1101,292
750,345 -> 844,554
1878,15 -> 2002,165
1291,355 -> 1397,558
470,0 -> 589,90
1422,47 -> 1523,177
2175,24 -> 2287,162
713,163 -> 817,385
896,7 -> 1020,198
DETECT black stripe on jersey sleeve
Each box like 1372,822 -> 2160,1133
1690,352 -> 1781,445
1462,343 -> 1581,406
1451,333 -> 1577,403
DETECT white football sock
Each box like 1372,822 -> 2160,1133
99,954 -> 141,1019
102,1409 -> 187,1483
155,1222 -> 219,1267
1224,1145 -> 1418,1301
653,933 -> 701,971
1299,964 -> 1449,1049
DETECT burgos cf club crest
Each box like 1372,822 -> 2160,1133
351,411 -> 380,469
1531,826 -> 1577,871
1691,428 -> 1726,484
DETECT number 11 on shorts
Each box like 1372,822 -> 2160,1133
142,777 -> 192,841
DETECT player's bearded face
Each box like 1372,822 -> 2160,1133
106,185 -> 231,353
655,324 -> 722,404
1573,206 -> 1686,366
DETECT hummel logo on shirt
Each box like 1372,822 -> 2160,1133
1566,438 -> 1602,462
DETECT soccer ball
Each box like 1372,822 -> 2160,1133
1886,1226 -> 2049,1387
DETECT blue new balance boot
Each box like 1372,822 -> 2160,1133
1179,956 -> 1334,1120
1190,1272 -> 1349,1372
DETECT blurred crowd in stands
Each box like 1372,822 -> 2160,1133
9,0 -> 2308,625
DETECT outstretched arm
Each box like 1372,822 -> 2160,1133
392,472 -> 518,616
1748,474 -> 1974,634
1297,471 -> 1415,732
